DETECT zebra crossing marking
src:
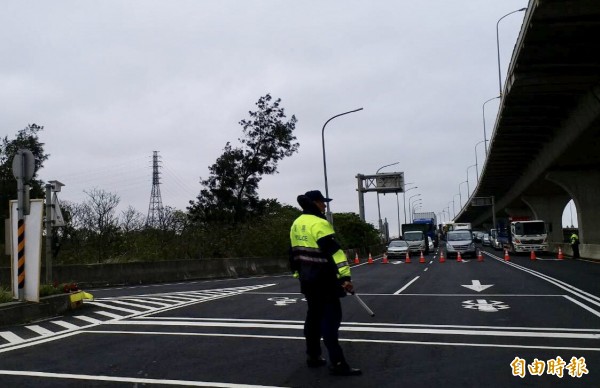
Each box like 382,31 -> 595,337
0,283 -> 277,350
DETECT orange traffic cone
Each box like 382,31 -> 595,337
504,249 -> 510,261
419,251 -> 426,263
439,250 -> 446,263
382,253 -> 389,264
457,251 -> 463,262
367,253 -> 374,264
477,250 -> 484,262
405,251 -> 411,263
557,247 -> 564,260
354,253 -> 360,264
530,250 -> 537,261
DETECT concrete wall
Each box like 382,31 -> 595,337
0,256 -> 290,288
549,243 -> 600,260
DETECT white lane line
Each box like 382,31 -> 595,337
110,300 -> 158,309
25,325 -> 53,336
105,320 -> 600,339
0,370 -> 287,387
82,330 -> 600,352
133,298 -> 173,307
94,311 -> 123,319
130,317 -> 600,332
0,332 -> 24,344
74,316 -> 103,325
394,276 -> 420,295
562,295 -> 600,318
86,302 -> 140,314
486,252 -> 600,307
51,321 -> 81,330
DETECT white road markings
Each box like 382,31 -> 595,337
0,370 -> 287,387
394,276 -> 420,294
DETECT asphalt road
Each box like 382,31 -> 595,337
0,246 -> 598,387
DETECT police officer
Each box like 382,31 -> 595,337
570,232 -> 580,259
289,190 -> 361,376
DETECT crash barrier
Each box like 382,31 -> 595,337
0,256 -> 292,289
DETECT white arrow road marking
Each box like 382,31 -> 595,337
461,280 -> 493,292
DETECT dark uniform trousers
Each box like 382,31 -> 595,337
304,290 -> 345,364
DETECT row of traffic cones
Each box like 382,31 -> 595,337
353,246 -> 566,265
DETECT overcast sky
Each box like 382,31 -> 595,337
2,0 -> 576,235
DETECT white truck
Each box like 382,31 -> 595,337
508,220 -> 548,253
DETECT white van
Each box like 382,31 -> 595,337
445,230 -> 475,258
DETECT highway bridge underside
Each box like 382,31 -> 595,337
460,0 -> 600,259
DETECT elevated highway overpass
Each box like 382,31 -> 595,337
455,0 -> 600,259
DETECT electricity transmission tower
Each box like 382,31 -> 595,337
146,151 -> 164,228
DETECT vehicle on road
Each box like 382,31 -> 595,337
509,220 -> 548,253
402,230 -> 428,253
410,215 -> 439,248
482,233 -> 491,246
386,240 -> 409,258
472,231 -> 484,243
445,230 -> 476,258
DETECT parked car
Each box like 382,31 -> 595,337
386,239 -> 409,258
482,233 -> 491,246
445,230 -> 476,258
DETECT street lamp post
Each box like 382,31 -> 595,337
482,96 -> 500,157
395,193 -> 401,238
403,184 -> 417,225
411,200 -> 422,222
448,201 -> 455,219
456,188 -> 464,211
474,140 -> 485,182
321,108 -> 363,223
408,193 -> 421,222
466,164 -> 476,197
497,7 -> 527,96
376,162 -> 400,234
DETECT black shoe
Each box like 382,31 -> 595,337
306,356 -> 327,367
329,362 -> 362,376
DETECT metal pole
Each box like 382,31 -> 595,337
497,8 -> 527,97
466,165 -> 476,197
45,184 -> 52,284
375,162 -> 400,236
492,196 -> 497,233
352,292 -> 375,317
475,140 -> 485,182
396,193 -> 401,239
322,108 -> 363,224
482,96 -> 500,157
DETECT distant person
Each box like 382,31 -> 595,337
570,232 -> 580,259
289,190 -> 362,376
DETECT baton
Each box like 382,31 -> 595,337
351,292 -> 375,317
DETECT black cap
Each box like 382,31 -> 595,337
304,190 -> 332,203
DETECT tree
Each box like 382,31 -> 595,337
77,188 -> 121,263
188,94 -> 299,224
330,213 -> 381,254
0,124 -> 49,247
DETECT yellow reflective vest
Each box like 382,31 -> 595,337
290,214 -> 351,282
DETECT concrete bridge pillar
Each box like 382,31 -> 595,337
546,170 -> 600,244
521,194 -> 570,243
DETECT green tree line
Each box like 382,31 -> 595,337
1,95 -> 381,269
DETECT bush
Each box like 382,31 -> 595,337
0,288 -> 12,303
